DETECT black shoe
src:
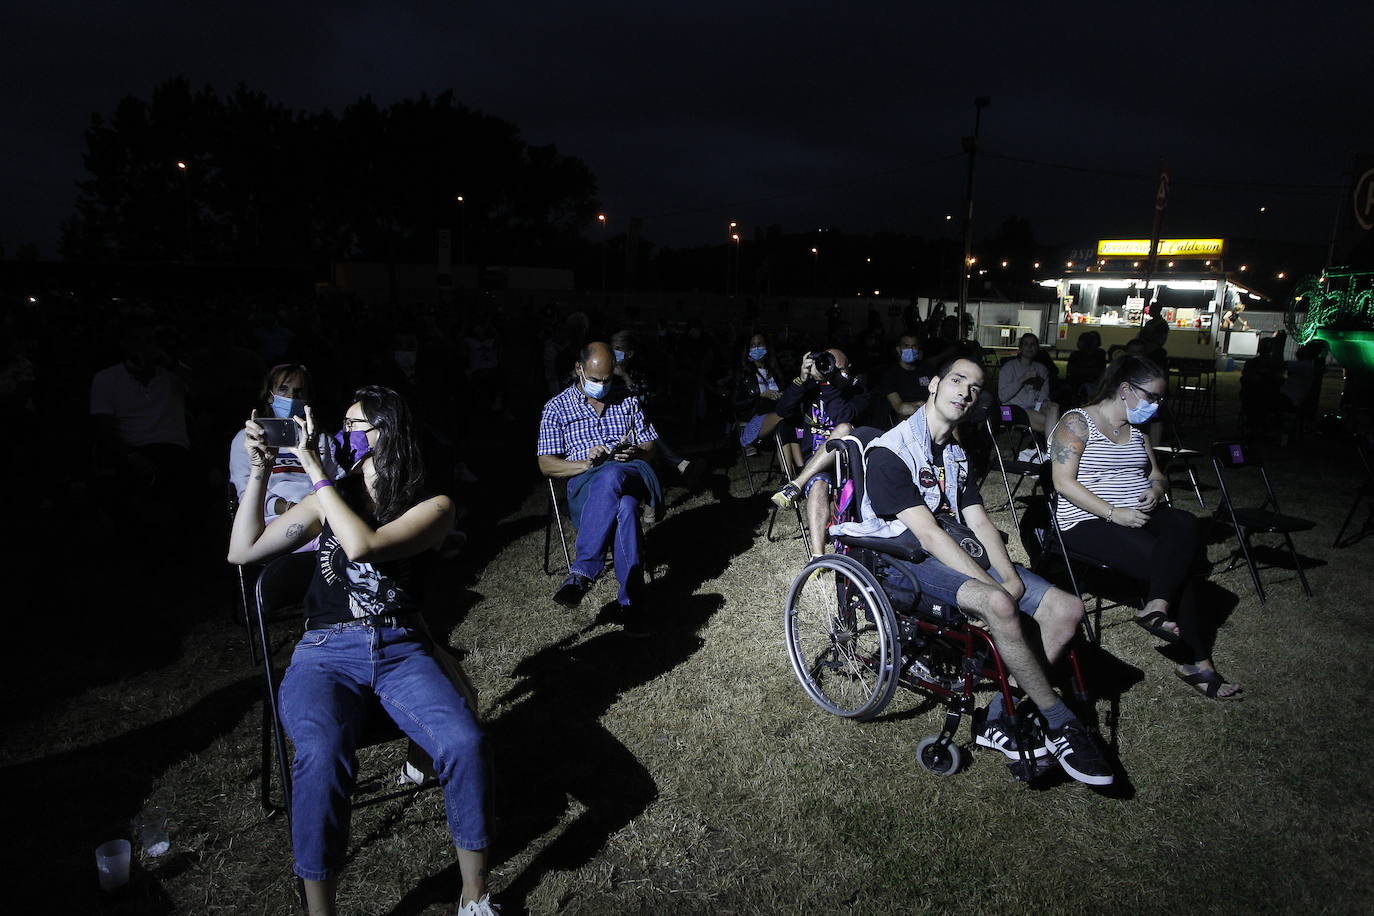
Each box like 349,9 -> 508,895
973,710 -> 1050,760
553,573 -> 593,608
1043,719 -> 1114,786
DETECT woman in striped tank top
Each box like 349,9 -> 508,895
1050,356 -> 1241,700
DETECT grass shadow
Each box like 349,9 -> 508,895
0,677 -> 260,912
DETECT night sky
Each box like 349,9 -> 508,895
6,1 -> 1373,258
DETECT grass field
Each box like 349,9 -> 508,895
5,370 -> 1373,914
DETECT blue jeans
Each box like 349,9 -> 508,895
570,463 -> 646,605
279,624 -> 487,881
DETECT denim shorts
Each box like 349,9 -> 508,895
906,555 -> 1053,617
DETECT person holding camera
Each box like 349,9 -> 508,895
769,347 -> 868,557
228,364 -> 341,545
537,342 -> 661,627
227,385 -> 495,916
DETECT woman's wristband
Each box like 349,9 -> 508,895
1105,505 -> 1115,522
313,479 -> 335,493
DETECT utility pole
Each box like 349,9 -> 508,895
957,96 -> 990,341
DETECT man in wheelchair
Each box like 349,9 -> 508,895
835,356 -> 1113,786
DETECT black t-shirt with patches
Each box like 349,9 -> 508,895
866,437 -> 982,520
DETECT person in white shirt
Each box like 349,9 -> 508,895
997,333 -> 1060,435
228,364 -> 342,537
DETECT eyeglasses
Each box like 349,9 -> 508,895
1127,381 -> 1165,405
343,417 -> 375,432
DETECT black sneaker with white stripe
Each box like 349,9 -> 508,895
1043,719 -> 1114,786
972,711 -> 1050,760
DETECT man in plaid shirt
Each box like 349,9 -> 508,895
538,342 -> 659,620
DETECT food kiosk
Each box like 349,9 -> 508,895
1045,238 -> 1267,361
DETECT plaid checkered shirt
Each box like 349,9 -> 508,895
537,384 -> 658,461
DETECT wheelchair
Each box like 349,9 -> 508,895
783,427 -> 1089,781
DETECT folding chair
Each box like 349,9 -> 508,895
1334,434 -> 1374,548
1171,358 -> 1217,426
1024,462 -> 1149,646
542,475 -> 655,579
735,416 -> 782,496
249,553 -> 439,907
1152,403 -> 1205,508
984,403 -> 1046,530
1211,441 -> 1315,603
765,429 -> 811,554
227,483 -> 262,665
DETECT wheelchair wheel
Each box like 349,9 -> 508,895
915,735 -> 963,776
784,553 -> 900,720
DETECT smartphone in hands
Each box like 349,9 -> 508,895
258,418 -> 303,448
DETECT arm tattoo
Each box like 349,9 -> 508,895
1052,413 -> 1088,464
1050,440 -> 1077,464
284,522 -> 305,543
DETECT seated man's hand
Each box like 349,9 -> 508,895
999,571 -> 1026,603
611,443 -> 638,462
587,444 -> 611,465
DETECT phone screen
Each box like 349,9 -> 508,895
259,418 -> 302,448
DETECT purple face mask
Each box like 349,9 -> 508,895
334,428 -> 374,471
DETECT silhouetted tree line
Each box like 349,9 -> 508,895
60,78 -> 600,266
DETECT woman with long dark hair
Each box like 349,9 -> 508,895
228,385 -> 494,915
1049,356 -> 1241,699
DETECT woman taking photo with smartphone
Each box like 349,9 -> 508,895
228,384 -> 495,916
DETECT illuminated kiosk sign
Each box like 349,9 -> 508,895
1096,238 -> 1225,258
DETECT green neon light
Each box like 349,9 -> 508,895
1290,270 -> 1374,345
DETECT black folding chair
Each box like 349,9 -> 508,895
1025,463 -> 1148,646
1334,434 -> 1374,548
984,403 -> 1046,530
227,483 -> 262,665
765,430 -> 812,555
542,475 -> 655,579
736,417 -> 782,496
1211,441 -> 1315,603
248,553 -> 438,908
1170,358 -> 1217,426
1152,403 -> 1206,508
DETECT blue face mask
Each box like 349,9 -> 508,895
581,376 -> 609,400
333,428 -> 374,471
613,349 -> 627,363
900,348 -> 920,364
271,395 -> 305,419
1126,396 -> 1159,425
748,346 -> 768,362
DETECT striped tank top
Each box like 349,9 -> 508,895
1054,408 -> 1152,531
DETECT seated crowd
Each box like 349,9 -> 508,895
48,284 -> 1286,909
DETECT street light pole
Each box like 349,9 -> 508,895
175,160 -> 192,261
597,213 -> 608,304
957,96 -> 990,341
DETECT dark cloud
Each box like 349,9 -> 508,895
4,1 -> 1372,255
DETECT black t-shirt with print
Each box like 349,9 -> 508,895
866,437 -> 982,520
303,520 -> 430,627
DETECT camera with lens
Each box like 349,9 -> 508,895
808,350 -> 837,377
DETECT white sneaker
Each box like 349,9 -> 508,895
1016,447 -> 1041,463
458,893 -> 500,915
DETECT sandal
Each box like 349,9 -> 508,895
1133,609 -> 1180,643
1175,667 -> 1243,700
